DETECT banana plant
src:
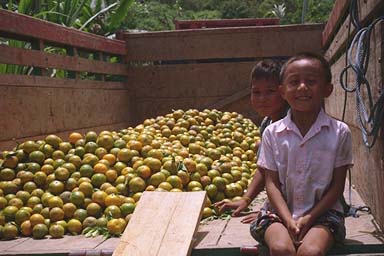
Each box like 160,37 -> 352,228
0,0 -> 134,74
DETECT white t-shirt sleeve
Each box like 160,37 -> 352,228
256,128 -> 278,172
335,124 -> 354,168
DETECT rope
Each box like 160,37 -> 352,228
339,0 -> 384,148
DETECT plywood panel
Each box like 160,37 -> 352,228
114,191 -> 206,256
129,62 -> 255,98
123,24 -> 323,61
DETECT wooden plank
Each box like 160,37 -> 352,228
122,24 -> 323,61
207,88 -> 250,109
0,44 -> 127,76
324,0 -> 384,62
322,0 -> 349,48
129,62 -> 255,98
0,85 -> 134,142
113,191 -> 206,256
0,74 -> 127,89
0,9 -> 125,55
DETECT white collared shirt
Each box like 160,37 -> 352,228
257,109 -> 353,219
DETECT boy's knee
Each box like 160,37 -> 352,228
269,241 -> 295,256
297,244 -> 325,256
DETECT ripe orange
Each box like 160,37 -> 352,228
20,220 -> 32,236
107,218 -> 126,236
94,162 -> 108,174
91,190 -> 107,206
68,132 -> 83,145
86,202 -> 102,218
49,224 -> 65,238
63,202 -> 77,219
30,213 -> 45,227
104,194 -> 122,207
49,207 -> 65,222
67,218 -> 82,235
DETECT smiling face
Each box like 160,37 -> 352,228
251,78 -> 286,121
279,58 -> 333,115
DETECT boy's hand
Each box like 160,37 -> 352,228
214,198 -> 248,216
285,218 -> 301,246
296,215 -> 313,241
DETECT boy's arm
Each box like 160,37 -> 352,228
264,168 -> 299,235
297,165 -> 348,240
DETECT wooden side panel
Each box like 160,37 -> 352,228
128,62 -> 260,124
0,44 -> 127,75
123,24 -> 324,61
0,76 -> 133,151
323,0 -> 384,61
324,6 -> 384,229
0,9 -> 125,55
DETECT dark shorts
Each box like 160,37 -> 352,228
250,209 -> 346,245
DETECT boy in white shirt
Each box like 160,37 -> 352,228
253,52 -> 353,256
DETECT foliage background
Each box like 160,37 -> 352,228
1,0 -> 335,33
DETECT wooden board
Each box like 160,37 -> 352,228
123,24 -> 323,61
113,191 -> 207,256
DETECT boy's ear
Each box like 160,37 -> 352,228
324,83 -> 334,98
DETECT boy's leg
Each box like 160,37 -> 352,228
297,225 -> 333,256
264,222 -> 296,256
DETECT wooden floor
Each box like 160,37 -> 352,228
0,183 -> 383,256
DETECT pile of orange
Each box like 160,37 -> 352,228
0,109 -> 260,240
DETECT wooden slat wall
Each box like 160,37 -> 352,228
0,10 -> 131,151
122,24 -> 324,125
124,24 -> 323,61
323,0 -> 384,229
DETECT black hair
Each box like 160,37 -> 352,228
250,59 -> 283,86
280,52 -> 332,83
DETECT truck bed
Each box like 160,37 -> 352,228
0,184 -> 383,256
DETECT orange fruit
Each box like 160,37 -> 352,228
30,213 -> 45,227
148,172 -> 166,187
73,208 -> 88,222
3,223 -> 18,240
67,218 -> 82,235
104,205 -> 121,219
63,202 -> 77,219
47,196 -> 63,208
96,134 -> 114,151
105,169 -> 118,183
69,132 -> 83,145
107,218 -> 126,236
78,181 -> 94,198
0,168 -> 16,181
49,224 -> 65,238
86,202 -> 102,218
103,153 -> 117,166
120,203 -> 135,216
104,194 -> 122,207
91,190 -> 107,206
20,220 -> 32,236
136,165 -> 151,179
91,173 -> 107,188
49,207 -> 65,222
166,175 -> 183,189
70,191 -> 85,206
128,177 -> 146,193
15,209 -> 31,225
48,180 -> 65,195
93,162 -> 108,174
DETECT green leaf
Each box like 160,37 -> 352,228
18,0 -> 31,14
109,0 -> 134,29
